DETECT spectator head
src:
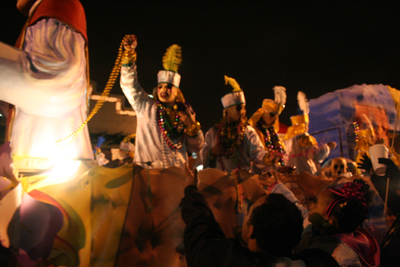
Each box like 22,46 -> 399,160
309,179 -> 374,234
241,193 -> 304,257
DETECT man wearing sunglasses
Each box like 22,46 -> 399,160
201,76 -> 279,174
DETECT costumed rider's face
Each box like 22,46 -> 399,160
262,109 -> 278,127
17,0 -> 36,16
225,104 -> 246,124
157,83 -> 178,106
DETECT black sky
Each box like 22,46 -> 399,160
1,1 -> 400,131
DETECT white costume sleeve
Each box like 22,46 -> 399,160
245,126 -> 268,166
0,19 -> 87,117
120,63 -> 152,116
314,144 -> 330,164
186,130 -> 205,154
201,127 -> 217,168
0,18 -> 92,160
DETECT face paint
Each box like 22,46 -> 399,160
157,83 -> 177,105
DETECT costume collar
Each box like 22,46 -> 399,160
29,0 -> 44,16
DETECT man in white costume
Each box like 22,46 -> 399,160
120,34 -> 204,170
0,0 -> 93,167
201,76 -> 278,174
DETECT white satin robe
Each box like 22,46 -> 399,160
0,18 -> 93,163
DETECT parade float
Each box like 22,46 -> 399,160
0,2 -> 399,265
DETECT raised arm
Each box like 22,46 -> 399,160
120,34 -> 151,115
180,185 -> 226,266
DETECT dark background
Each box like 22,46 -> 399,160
1,1 -> 400,131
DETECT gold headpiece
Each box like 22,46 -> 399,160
260,86 -> 287,114
298,134 -> 318,147
262,100 -> 280,113
291,114 -> 309,125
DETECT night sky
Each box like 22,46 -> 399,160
1,1 -> 400,132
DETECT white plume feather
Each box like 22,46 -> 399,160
360,114 -> 373,129
273,86 -> 286,107
297,91 -> 309,114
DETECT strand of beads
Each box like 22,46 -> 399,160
157,100 -> 184,150
353,122 -> 359,143
258,122 -> 272,147
256,120 -> 285,166
164,108 -> 181,135
217,119 -> 246,156
268,126 -> 285,166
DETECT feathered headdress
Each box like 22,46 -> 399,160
221,75 -> 246,108
157,44 -> 182,88
260,86 -> 287,116
297,91 -> 309,115
162,45 -> 181,72
224,75 -> 242,92
274,86 -> 287,110
289,91 -> 310,126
